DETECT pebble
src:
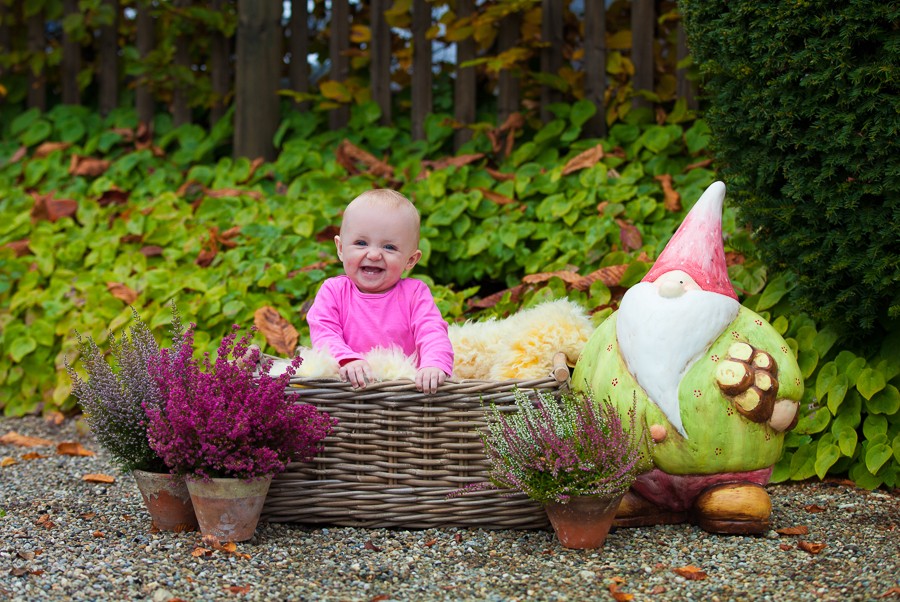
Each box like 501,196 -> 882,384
1,416 -> 899,601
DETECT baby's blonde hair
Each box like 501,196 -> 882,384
342,189 -> 420,238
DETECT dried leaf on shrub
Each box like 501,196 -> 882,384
5,239 -> 31,257
140,245 -> 164,257
254,306 -> 299,356
58,442 -> 95,456
0,432 -> 54,447
673,565 -> 708,580
9,146 -> 27,163
30,192 -> 78,223
477,187 -> 515,205
562,143 -> 605,176
0,457 -> 16,467
422,153 -> 485,172
34,141 -> 72,158
364,540 -> 383,552
98,188 -> 130,207
522,271 -> 583,286
685,158 -> 714,171
82,473 -> 115,484
776,525 -> 809,536
106,282 -> 138,305
69,155 -> 111,177
573,264 -> 628,291
798,541 -> 826,555
485,167 -> 517,182
616,219 -> 643,252
336,139 -> 394,180
654,174 -> 681,212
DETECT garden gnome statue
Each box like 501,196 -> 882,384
572,181 -> 803,534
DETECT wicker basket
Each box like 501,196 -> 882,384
261,354 -> 571,529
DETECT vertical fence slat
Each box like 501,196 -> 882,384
329,0 -> 350,130
370,0 -> 391,125
289,0 -> 310,111
172,0 -> 192,125
631,0 -> 654,109
234,0 -> 281,160
584,0 -> 607,137
135,0 -> 154,124
453,0 -> 476,150
411,0 -> 431,140
676,20 -> 697,111
539,0 -> 563,123
497,11 -> 520,126
0,2 -> 8,85
209,0 -> 232,126
98,0 -> 119,116
27,7 -> 46,111
61,0 -> 81,105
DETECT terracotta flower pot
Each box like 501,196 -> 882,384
544,494 -> 624,549
185,476 -> 272,542
132,470 -> 199,532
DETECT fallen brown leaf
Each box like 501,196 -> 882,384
253,306 -> 299,356
673,565 -> 708,580
44,411 -> 65,426
82,473 -> 115,484
0,432 -> 53,447
364,540 -> 383,552
58,442 -> 95,456
36,514 -> 55,529
798,541 -> 826,555
804,504 -> 827,513
423,538 -> 438,547
369,595 -> 390,602
92,531 -> 105,538
9,567 -> 30,577
776,525 -> 809,536
561,143 -> 605,176
16,551 -> 35,561
779,544 -> 794,551
21,452 -> 46,460
608,582 -> 634,601
79,512 -> 96,520
192,547 -> 212,557
106,282 -> 138,305
0,457 -> 16,467
226,585 -> 251,594
649,585 -> 666,594
879,586 -> 900,598
453,533 -> 463,543
654,173 -> 681,211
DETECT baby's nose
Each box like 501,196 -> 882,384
365,247 -> 382,259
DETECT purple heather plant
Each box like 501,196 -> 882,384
478,390 -> 643,505
145,324 -> 336,481
66,305 -> 184,473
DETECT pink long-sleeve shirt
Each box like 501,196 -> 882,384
306,275 -> 454,376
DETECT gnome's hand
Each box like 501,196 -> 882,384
715,342 -> 779,423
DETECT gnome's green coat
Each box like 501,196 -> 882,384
572,306 -> 803,475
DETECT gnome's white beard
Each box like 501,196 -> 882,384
616,283 -> 740,437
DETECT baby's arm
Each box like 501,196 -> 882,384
408,281 -> 454,393
339,358 -> 374,389
415,366 -> 446,394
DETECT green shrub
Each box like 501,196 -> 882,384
680,0 -> 900,342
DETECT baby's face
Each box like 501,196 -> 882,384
335,202 -> 422,294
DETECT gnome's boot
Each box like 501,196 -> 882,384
614,489 -> 688,527
691,482 -> 771,535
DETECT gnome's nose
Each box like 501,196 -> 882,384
659,279 -> 686,298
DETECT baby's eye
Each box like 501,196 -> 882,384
354,240 -> 367,246
384,244 -> 398,251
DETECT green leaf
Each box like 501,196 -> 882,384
814,440 -> 840,479
826,375 -> 849,415
849,460 -> 883,490
795,406 -> 830,435
856,367 -> 886,400
866,384 -> 900,415
756,273 -> 791,311
863,415 -> 888,440
569,99 -> 596,128
865,443 -> 893,474
789,444 -> 816,480
20,120 -> 53,147
8,337 -> 37,363
811,326 -> 839,357
834,425 -> 858,457
797,349 -> 819,380
683,119 -> 710,153
893,434 -> 900,464
815,362 -> 837,402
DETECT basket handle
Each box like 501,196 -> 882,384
551,352 -> 570,383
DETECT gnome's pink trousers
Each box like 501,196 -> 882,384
632,467 -> 773,511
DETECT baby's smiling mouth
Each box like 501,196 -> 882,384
361,266 -> 384,274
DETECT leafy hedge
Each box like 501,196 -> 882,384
1,100 -> 727,417
679,0 -> 900,342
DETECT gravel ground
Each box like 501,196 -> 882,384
1,415 -> 898,602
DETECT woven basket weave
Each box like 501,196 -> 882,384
262,358 -> 570,529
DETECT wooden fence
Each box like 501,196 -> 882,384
0,0 -> 696,159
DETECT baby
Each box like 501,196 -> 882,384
305,189 -> 454,394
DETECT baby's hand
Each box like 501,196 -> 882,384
416,366 -> 447,395
339,359 -> 373,389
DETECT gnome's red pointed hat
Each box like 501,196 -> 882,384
642,181 -> 738,300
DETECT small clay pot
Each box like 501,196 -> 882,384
132,470 -> 198,532
544,494 -> 624,549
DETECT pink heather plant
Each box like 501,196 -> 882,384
145,324 -> 336,481
478,390 -> 643,504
